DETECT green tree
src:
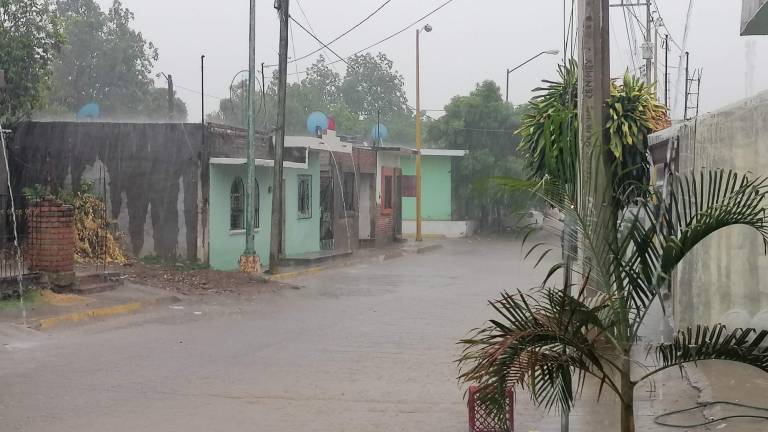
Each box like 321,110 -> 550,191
458,67 -> 760,432
44,0 -> 161,118
210,52 -> 416,143
341,52 -> 410,119
426,80 -> 525,225
0,0 -> 63,125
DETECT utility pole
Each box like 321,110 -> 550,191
167,74 -> 175,121
645,1 -> 652,85
270,0 -> 290,271
579,0 -> 623,427
575,0 -> 612,429
201,54 -> 206,144
683,51 -> 690,120
240,0 -> 258,272
653,27 -> 658,91
664,34 -> 669,109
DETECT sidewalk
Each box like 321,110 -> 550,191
0,283 -> 180,330
267,238 -> 446,281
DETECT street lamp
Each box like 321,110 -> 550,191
415,23 -> 432,242
505,49 -> 560,103
155,72 -> 175,120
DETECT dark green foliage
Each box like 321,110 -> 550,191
0,0 -> 63,125
41,0 -> 186,120
426,80 -> 529,224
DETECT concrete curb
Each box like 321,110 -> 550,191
28,295 -> 181,330
266,243 -> 444,281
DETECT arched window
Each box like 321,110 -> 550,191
254,178 -> 260,229
230,177 -> 244,230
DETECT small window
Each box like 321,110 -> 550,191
343,172 -> 355,211
230,177 -> 244,230
401,175 -> 417,197
383,175 -> 393,209
298,175 -> 312,219
254,178 -> 260,229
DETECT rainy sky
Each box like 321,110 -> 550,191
94,0 -> 766,122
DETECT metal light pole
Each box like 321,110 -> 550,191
505,50 -> 560,103
239,0 -> 258,272
415,24 -> 432,243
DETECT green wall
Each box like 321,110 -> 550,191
400,155 -> 453,221
209,152 -> 320,271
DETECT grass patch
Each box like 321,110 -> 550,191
0,289 -> 41,311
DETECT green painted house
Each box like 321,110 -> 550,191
209,151 -> 321,271
399,149 -> 475,238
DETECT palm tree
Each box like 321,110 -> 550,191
458,64 -> 768,432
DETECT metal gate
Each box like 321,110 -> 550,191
0,194 -> 31,279
320,176 -> 334,250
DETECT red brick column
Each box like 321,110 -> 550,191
28,199 -> 75,282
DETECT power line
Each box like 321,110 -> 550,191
651,0 -> 682,51
268,0 -> 393,68
289,16 -> 352,68
175,84 -> 225,100
285,0 -> 457,76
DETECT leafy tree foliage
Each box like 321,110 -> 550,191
426,80 -> 527,224
209,52 -> 415,143
0,0 -> 63,125
341,52 -> 410,119
42,0 -> 186,120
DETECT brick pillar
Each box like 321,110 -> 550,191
28,198 -> 75,287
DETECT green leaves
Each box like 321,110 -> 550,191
651,324 -> 768,380
0,0 -> 63,125
462,169 -> 768,424
458,287 -> 619,418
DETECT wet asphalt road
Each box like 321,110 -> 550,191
0,235 -> 575,431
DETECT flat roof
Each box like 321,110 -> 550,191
420,149 -> 468,157
209,157 -> 308,169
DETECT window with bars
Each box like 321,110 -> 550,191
298,175 -> 312,219
230,177 -> 244,230
343,172 -> 355,211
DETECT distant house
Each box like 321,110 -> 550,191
399,149 -> 474,238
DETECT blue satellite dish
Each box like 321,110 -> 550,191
76,102 -> 100,120
371,123 -> 389,142
306,111 -> 329,136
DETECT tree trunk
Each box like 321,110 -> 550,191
620,358 -> 635,432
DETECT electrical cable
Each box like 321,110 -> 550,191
289,19 -> 300,81
621,7 -> 639,72
288,16 -> 352,69
285,0 -> 457,76
267,0 -> 393,67
654,401 -> 768,428
292,0 -> 341,75
651,0 -> 682,51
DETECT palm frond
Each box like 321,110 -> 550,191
645,324 -> 768,383
458,288 -> 621,418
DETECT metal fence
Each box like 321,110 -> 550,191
0,194 -> 31,279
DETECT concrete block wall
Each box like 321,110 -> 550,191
671,90 -> 768,330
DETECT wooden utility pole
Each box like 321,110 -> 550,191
270,0 -> 290,271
